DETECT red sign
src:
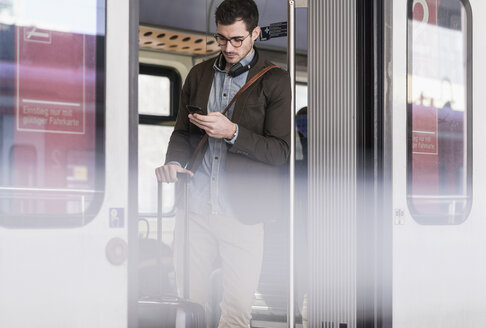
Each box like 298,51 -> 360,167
412,132 -> 437,154
16,26 -> 85,134
11,25 -> 97,204
411,105 -> 439,211
412,0 -> 441,25
412,105 -> 438,155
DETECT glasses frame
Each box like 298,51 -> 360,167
213,33 -> 251,48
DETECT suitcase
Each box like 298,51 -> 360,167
138,175 -> 206,328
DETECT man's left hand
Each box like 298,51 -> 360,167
189,112 -> 236,139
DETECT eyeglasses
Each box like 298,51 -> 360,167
213,33 -> 251,48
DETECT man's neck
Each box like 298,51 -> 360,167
226,48 -> 254,71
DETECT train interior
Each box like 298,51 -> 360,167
136,0 -> 308,327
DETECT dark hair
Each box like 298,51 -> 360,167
215,0 -> 259,32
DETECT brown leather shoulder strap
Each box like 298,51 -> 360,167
222,65 -> 280,116
186,65 -> 280,171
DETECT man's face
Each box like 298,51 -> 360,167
216,19 -> 261,69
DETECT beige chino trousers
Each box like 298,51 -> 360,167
174,205 -> 264,328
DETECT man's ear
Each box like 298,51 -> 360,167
252,26 -> 261,41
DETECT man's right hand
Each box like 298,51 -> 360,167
155,163 -> 194,183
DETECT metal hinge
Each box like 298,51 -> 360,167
394,208 -> 405,225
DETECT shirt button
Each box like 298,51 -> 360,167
212,177 -> 216,181
223,93 -> 227,97
215,156 -> 219,160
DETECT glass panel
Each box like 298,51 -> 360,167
295,83 -> 308,162
294,83 -> 308,323
0,0 -> 105,226
138,74 -> 171,116
407,0 -> 471,224
295,83 -> 308,114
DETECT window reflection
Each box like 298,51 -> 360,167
0,0 -> 105,226
407,0 -> 471,224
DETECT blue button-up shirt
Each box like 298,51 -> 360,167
187,51 -> 255,216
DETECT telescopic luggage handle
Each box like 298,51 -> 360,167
156,174 -> 188,243
180,173 -> 190,299
157,174 -> 191,300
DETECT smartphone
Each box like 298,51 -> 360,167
186,105 -> 204,115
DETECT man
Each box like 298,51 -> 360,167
155,0 -> 290,326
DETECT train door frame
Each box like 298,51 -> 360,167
306,0 -> 393,327
356,0 -> 393,327
128,0 -> 139,325
391,0 -> 483,327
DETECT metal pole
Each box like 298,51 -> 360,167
287,1 -> 296,327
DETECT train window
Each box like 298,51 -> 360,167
0,0 -> 106,227
139,64 -> 180,122
407,0 -> 472,224
296,83 -> 308,114
138,64 -> 181,218
295,82 -> 308,234
139,75 -> 170,116
295,82 -> 308,161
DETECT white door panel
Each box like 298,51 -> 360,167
0,0 -> 131,327
393,0 -> 486,327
